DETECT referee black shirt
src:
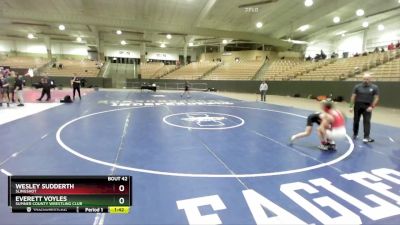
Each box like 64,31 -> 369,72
352,83 -> 379,104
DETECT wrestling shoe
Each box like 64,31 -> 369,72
328,143 -> 336,150
363,137 -> 375,143
289,136 -> 295,145
318,144 -> 330,151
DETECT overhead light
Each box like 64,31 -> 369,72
304,0 -> 313,7
222,39 -> 228,44
76,37 -> 82,42
188,42 -> 194,47
362,21 -> 369,28
116,30 -> 122,35
378,24 -> 384,31
341,33 -> 346,37
297,24 -> 310,32
333,16 -> 341,23
282,38 -> 308,44
166,34 -> 172,39
27,33 -> 35,39
121,40 -> 127,45
58,24 -> 65,31
356,9 -> 365,16
256,22 -> 263,28
291,39 -> 309,44
160,43 -> 166,48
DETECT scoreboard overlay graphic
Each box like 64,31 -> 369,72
8,176 -> 131,213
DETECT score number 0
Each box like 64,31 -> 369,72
119,184 -> 126,205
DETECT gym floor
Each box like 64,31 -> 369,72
0,89 -> 399,225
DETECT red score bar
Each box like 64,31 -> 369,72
30,183 -> 129,195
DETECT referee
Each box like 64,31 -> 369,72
349,73 -> 379,143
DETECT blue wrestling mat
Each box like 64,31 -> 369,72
0,90 -> 399,225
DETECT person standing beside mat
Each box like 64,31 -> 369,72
181,81 -> 190,99
15,74 -> 24,106
37,75 -> 51,101
349,73 -> 379,143
259,81 -> 268,102
71,74 -> 81,100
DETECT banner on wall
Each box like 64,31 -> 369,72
104,50 -> 140,58
147,52 -> 178,61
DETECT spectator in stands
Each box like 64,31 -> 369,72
354,52 -> 360,57
396,41 -> 400,49
349,73 -> 379,143
362,52 -> 368,56
259,81 -> 268,102
380,48 -> 385,52
320,50 -> 327,59
71,74 -> 81,100
388,42 -> 395,51
37,75 -> 51,101
58,63 -> 63,70
15,75 -> 24,107
306,55 -> 312,61
7,71 -> 16,103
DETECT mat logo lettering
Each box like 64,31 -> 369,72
177,168 -> 400,225
181,113 -> 226,127
163,112 -> 245,130
98,100 -> 234,107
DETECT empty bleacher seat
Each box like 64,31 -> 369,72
164,61 -> 219,80
44,59 -> 100,77
0,56 -> 49,69
206,61 -> 263,80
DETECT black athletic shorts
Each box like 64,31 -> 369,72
306,112 -> 321,126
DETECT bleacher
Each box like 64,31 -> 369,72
206,61 -> 263,80
279,60 -> 331,80
348,50 -> 400,82
0,56 -> 49,69
140,62 -> 165,79
261,59 -> 302,81
293,52 -> 395,81
44,59 -> 100,77
154,65 -> 177,78
164,61 -> 219,80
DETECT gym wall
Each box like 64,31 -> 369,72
130,79 -> 400,108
